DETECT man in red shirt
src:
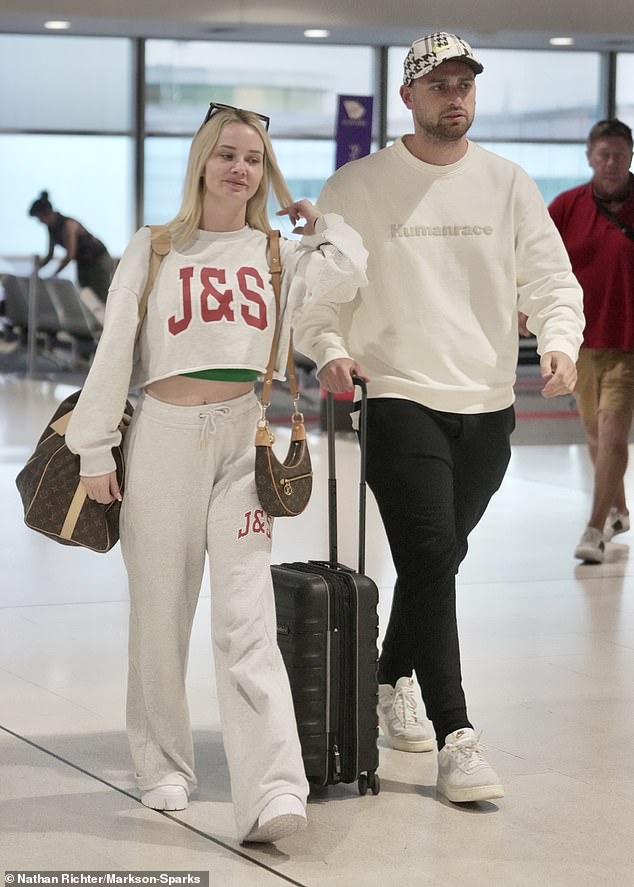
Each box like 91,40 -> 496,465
550,119 -> 634,563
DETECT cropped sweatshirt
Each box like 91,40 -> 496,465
66,215 -> 367,476
294,138 -> 585,414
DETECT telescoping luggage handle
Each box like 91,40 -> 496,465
326,374 -> 368,574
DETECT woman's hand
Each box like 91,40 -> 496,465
80,471 -> 121,505
277,199 -> 322,235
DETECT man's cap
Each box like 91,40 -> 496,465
403,32 -> 484,86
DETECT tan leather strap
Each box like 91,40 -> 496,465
50,411 -> 72,436
261,230 -> 298,408
49,226 -> 170,438
135,224 -> 171,344
60,482 -> 87,540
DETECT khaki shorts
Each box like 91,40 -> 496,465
574,347 -> 634,434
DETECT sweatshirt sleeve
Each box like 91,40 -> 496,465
280,211 -> 367,312
283,194 -> 366,370
274,210 -> 366,373
65,227 -> 153,476
293,298 -> 353,374
514,175 -> 585,361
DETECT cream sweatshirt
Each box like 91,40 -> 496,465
66,215 -> 367,476
295,138 -> 584,414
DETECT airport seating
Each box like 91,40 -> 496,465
1,273 -> 100,368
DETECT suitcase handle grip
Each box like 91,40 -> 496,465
326,374 -> 368,574
351,375 -> 368,574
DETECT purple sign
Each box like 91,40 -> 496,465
335,95 -> 374,170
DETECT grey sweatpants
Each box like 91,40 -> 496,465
120,390 -> 308,839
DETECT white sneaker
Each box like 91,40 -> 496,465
141,784 -> 189,811
436,728 -> 504,803
574,526 -> 605,563
603,508 -> 630,542
243,794 -> 307,844
378,677 -> 434,752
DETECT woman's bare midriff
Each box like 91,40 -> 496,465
146,375 -> 254,405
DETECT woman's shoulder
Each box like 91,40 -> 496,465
133,225 -> 154,244
121,226 -> 154,257
110,228 -> 154,283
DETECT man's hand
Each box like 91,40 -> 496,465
540,351 -> 577,398
319,358 -> 369,393
80,471 -> 121,505
518,311 -> 531,337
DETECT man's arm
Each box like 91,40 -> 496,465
294,298 -> 355,376
515,177 -> 584,368
292,174 -> 369,392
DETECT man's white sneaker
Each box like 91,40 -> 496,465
436,728 -> 504,803
141,784 -> 189,811
574,526 -> 605,563
378,677 -> 434,752
243,794 -> 307,844
603,508 -> 630,542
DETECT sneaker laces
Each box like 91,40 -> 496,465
445,731 -> 488,772
393,683 -> 421,728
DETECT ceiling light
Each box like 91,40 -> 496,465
549,36 -> 575,46
44,20 -> 71,30
304,29 -> 330,39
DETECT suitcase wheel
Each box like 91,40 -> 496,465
358,771 -> 380,796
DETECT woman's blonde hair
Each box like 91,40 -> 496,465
166,107 -> 293,247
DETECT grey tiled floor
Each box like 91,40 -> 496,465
1,374 -> 633,885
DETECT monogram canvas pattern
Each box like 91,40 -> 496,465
15,391 -> 133,553
255,434 -> 312,517
15,225 -> 169,554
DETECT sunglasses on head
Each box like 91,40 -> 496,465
202,102 -> 270,131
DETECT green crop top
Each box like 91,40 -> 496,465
180,368 -> 259,382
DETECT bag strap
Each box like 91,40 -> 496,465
49,225 -> 171,437
260,230 -> 299,412
593,197 -> 634,243
134,224 -> 172,343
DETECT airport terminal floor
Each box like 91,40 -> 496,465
1,372 -> 633,885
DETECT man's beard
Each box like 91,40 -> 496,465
417,112 -> 473,142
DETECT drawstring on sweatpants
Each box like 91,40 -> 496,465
198,406 -> 231,448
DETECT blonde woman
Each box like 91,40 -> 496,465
66,103 -> 367,844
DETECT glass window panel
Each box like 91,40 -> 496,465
382,137 -> 590,205
144,137 -> 339,236
616,54 -> 634,131
273,139 -> 341,202
387,47 -> 601,142
0,35 -> 133,132
145,41 -> 375,138
0,135 -> 134,259
478,142 -> 590,204
143,137 -> 191,227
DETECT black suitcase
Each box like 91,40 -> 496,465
272,377 -> 380,795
